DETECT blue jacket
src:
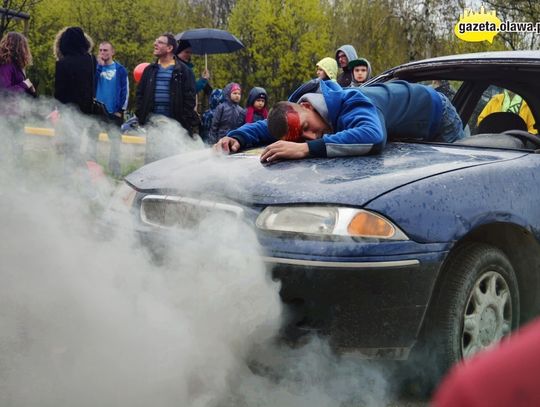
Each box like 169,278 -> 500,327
228,79 -> 442,157
95,61 -> 129,113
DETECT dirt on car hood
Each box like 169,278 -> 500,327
125,143 -> 526,207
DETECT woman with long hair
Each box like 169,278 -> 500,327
0,32 -> 36,166
53,26 -> 95,114
52,26 -> 99,194
0,31 -> 36,96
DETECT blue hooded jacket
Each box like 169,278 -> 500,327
227,79 -> 442,158
208,82 -> 246,144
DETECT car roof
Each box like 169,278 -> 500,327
371,51 -> 540,82
397,50 -> 540,67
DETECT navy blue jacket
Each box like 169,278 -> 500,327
227,79 -> 442,157
209,82 -> 245,144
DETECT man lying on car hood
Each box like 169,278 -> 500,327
214,79 -> 464,163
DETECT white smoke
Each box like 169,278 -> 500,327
0,94 -> 402,407
0,95 -> 281,407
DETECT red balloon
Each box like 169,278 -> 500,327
133,62 -> 150,83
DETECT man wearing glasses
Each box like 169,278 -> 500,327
335,45 -> 358,88
135,33 -> 199,162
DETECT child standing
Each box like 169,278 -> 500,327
245,87 -> 268,123
348,58 -> 372,87
209,82 -> 245,144
315,57 -> 338,81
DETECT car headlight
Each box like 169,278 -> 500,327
256,206 -> 408,240
107,182 -> 137,214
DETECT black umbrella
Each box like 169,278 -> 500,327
175,28 -> 245,70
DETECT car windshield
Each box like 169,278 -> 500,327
377,71 -> 540,150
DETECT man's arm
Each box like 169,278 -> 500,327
195,68 -> 210,93
118,64 -> 129,113
226,119 -> 276,149
260,141 -> 309,162
307,96 -> 386,157
214,120 -> 276,154
195,78 -> 207,93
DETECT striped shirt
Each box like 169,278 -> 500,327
153,65 -> 174,117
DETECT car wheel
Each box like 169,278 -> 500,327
428,242 -> 519,371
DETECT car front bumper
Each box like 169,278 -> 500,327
266,252 -> 444,359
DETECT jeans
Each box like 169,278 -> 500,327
436,92 -> 465,143
88,112 -> 123,177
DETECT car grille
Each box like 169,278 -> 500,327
140,195 -> 244,229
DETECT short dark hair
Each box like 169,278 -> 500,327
268,101 -> 296,140
177,39 -> 191,54
160,32 -> 177,54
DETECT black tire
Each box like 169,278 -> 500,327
407,242 -> 520,394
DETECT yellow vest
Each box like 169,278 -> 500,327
477,93 -> 537,134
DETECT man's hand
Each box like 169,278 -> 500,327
202,68 -> 210,80
213,136 -> 240,154
260,141 -> 309,163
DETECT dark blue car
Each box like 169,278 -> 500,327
119,51 -> 540,381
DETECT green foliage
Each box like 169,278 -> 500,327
0,0 -> 40,38
25,0 -> 208,104
328,0 -> 410,76
19,0 -> 521,111
219,0 -> 332,102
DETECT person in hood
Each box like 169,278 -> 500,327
348,58 -> 372,87
315,57 -> 338,82
245,87 -> 268,123
176,39 -> 210,94
208,82 -> 245,144
335,44 -> 358,87
200,88 -> 224,143
214,79 -> 464,163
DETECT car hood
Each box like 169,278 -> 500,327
125,143 -> 526,207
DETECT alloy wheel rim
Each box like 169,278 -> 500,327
462,271 -> 512,358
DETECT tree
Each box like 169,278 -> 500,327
0,0 -> 40,38
223,0 -> 332,102
187,0 -> 237,28
25,0 -> 211,101
483,0 -> 540,49
327,0 -> 410,75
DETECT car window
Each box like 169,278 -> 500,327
418,80 -> 462,102
469,86 -> 537,135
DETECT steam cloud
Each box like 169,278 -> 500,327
0,95 -> 398,407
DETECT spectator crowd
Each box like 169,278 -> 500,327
0,27 -> 379,174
